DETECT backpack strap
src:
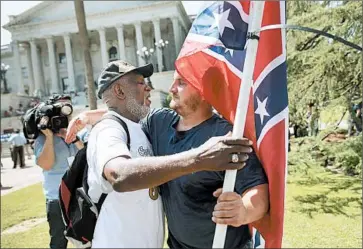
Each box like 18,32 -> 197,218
94,113 -> 131,209
96,193 -> 108,211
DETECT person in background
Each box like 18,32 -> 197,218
15,103 -> 25,116
8,129 -> 27,168
348,101 -> 362,136
306,103 -> 319,137
352,101 -> 362,134
34,95 -> 85,249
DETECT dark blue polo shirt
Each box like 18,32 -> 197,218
141,108 -> 267,249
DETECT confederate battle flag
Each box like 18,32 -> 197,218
175,1 -> 288,248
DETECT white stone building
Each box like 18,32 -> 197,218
1,1 -> 192,113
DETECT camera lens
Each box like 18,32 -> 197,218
60,104 -> 73,116
54,119 -> 61,126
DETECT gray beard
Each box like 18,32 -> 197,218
125,96 -> 150,121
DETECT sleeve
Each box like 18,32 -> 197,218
234,151 -> 268,195
33,135 -> 45,165
92,120 -> 131,192
7,135 -> 14,143
76,127 -> 90,143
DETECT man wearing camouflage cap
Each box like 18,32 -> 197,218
83,60 -> 252,248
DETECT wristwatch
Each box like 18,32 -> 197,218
71,135 -> 80,144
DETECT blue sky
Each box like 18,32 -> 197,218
1,1 -> 204,46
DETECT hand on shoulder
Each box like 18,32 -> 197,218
194,131 -> 253,172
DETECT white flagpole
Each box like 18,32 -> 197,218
212,1 -> 266,248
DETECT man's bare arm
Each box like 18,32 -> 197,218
104,149 -> 199,192
104,136 -> 252,192
240,184 -> 269,224
37,134 -> 55,171
65,109 -> 107,143
78,109 -> 107,126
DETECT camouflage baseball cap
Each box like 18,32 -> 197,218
97,60 -> 154,99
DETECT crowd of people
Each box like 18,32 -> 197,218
3,98 -> 40,118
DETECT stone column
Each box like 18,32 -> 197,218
98,27 -> 108,66
46,36 -> 60,94
134,22 -> 144,66
29,39 -> 44,97
172,17 -> 181,58
116,25 -> 126,60
63,33 -> 76,92
24,43 -> 35,96
37,48 -> 48,96
12,40 -> 25,95
152,19 -> 163,72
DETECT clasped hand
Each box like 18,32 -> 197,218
212,188 -> 247,227
39,116 -> 67,139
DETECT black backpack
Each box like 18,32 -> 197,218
59,114 -> 130,248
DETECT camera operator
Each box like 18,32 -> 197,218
33,95 -> 84,249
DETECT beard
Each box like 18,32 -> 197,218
125,95 -> 150,121
170,93 -> 201,116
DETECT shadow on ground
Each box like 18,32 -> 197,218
292,175 -> 362,218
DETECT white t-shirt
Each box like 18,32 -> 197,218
87,111 -> 164,248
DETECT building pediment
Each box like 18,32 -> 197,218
3,1 -> 169,29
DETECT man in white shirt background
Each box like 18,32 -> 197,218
8,129 -> 27,168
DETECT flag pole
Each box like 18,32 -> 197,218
212,1 -> 266,248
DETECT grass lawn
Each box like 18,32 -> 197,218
1,168 -> 361,248
283,168 -> 362,247
1,222 -> 49,248
1,183 -> 49,248
1,183 -> 46,232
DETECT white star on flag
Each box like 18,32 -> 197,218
255,97 -> 270,124
225,48 -> 234,56
210,8 -> 235,36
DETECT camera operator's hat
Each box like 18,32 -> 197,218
97,60 -> 154,99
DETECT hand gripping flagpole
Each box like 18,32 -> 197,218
212,1 -> 266,248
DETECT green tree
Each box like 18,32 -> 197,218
162,94 -> 172,108
287,1 -> 362,125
